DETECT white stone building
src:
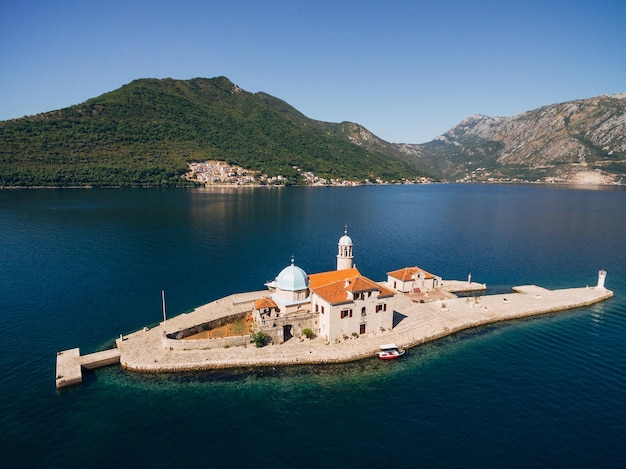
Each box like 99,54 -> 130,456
387,266 -> 442,293
310,269 -> 395,342
254,229 -> 395,343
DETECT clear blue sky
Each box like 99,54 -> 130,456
1,0 -> 625,143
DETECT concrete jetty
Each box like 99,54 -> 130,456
441,279 -> 487,293
55,348 -> 121,389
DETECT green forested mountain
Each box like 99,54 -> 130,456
0,77 -> 425,187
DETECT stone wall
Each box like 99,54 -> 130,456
163,310 -> 251,350
164,334 -> 249,351
166,311 -> 249,340
258,311 -> 318,344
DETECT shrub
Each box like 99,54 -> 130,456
251,331 -> 267,348
302,328 -> 313,339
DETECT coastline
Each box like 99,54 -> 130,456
4,180 -> 625,191
115,284 -> 613,373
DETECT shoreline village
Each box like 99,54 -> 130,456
56,230 -> 613,389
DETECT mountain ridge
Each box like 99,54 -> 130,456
1,76 -> 625,186
401,93 -> 626,184
0,77 -> 425,187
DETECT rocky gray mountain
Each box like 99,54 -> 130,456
398,93 -> 626,184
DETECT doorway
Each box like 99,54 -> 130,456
283,325 -> 293,342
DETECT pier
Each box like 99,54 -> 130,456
55,348 -> 121,389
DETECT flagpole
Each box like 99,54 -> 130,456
161,290 -> 167,334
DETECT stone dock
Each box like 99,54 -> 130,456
116,283 -> 612,372
55,348 -> 121,389
56,282 -> 613,388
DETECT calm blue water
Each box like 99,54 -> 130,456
1,184 -> 625,468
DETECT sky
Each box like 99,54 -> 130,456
1,0 -> 625,143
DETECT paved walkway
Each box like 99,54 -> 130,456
116,284 -> 613,372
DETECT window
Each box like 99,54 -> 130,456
341,309 -> 353,319
360,323 -> 366,334
321,305 -> 325,314
361,306 -> 366,316
376,303 -> 387,313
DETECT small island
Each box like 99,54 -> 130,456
56,230 -> 612,389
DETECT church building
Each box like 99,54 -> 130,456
254,228 -> 395,343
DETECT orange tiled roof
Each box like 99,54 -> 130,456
312,274 -> 395,304
308,267 -> 361,289
346,276 -> 380,293
374,282 -> 396,298
312,279 -> 352,305
387,266 -> 435,281
254,297 -> 277,309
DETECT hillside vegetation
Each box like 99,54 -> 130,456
0,77 -> 425,187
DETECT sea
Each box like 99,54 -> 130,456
1,184 -> 625,468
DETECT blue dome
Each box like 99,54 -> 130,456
276,262 -> 309,291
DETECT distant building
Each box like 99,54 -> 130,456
254,229 -> 395,343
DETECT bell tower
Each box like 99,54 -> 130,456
337,225 -> 354,270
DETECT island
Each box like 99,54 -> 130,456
55,230 -> 612,389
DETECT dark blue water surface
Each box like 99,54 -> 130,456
1,184 -> 625,468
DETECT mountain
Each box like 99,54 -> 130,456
398,93 -> 626,184
0,77 -> 425,187
3,77 -> 624,187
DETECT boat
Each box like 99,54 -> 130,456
378,343 -> 405,360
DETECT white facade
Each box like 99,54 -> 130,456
387,266 -> 441,293
255,229 -> 395,343
314,282 -> 393,342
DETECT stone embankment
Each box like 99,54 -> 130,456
116,284 -> 613,373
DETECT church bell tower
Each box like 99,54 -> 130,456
337,226 -> 354,270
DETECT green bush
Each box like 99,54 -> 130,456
251,331 -> 267,348
302,328 -> 313,339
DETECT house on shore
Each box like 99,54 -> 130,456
387,266 -> 442,293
